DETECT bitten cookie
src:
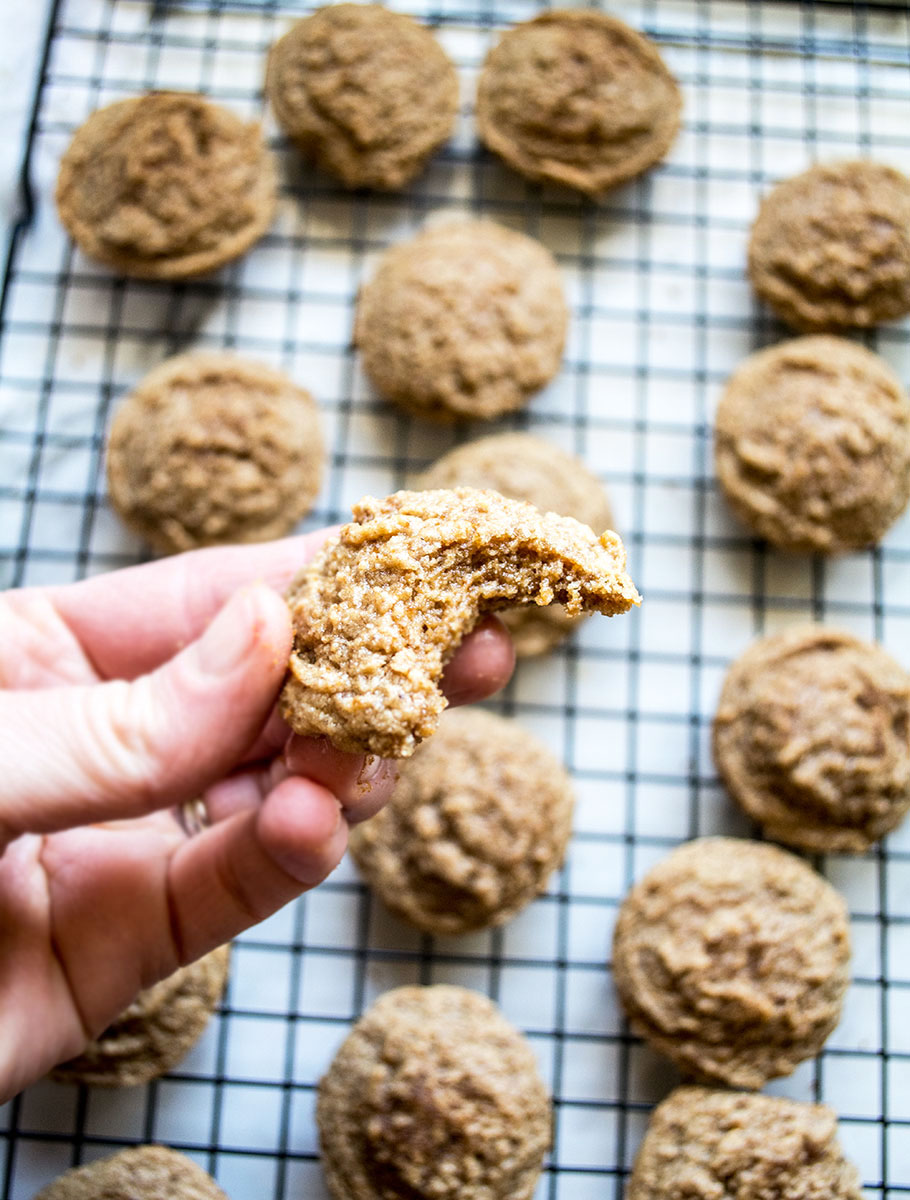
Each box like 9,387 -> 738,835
279,487 -> 640,757
713,627 -> 910,853
107,352 -> 325,554
266,4 -> 458,190
56,92 -> 276,279
418,433 -> 614,655
317,986 -> 551,1200
612,838 -> 851,1089
354,220 -> 568,421
476,10 -> 681,196
714,336 -> 910,552
349,708 -> 575,934
627,1087 -> 862,1200
33,1145 -> 228,1200
51,945 -> 230,1087
748,160 -> 910,330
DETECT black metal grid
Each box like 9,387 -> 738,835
1,0 -> 910,1197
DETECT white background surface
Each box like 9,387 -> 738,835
1,2 -> 909,1198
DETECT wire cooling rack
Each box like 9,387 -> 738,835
2,0 -> 910,1197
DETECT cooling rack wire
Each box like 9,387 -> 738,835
1,0 -> 909,1196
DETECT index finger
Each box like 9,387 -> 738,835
44,531 -> 335,681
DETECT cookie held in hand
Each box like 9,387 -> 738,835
280,487 -> 640,757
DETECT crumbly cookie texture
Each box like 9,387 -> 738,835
266,4 -> 458,190
627,1087 -> 862,1200
714,336 -> 910,553
317,986 -> 551,1200
748,160 -> 910,330
279,487 -> 640,757
476,10 -> 681,196
612,837 -> 851,1089
714,627 -> 910,853
349,708 -> 575,934
418,433 -> 614,655
354,220 -> 568,421
107,352 -> 325,554
33,1145 -> 228,1200
51,945 -> 230,1087
55,92 -> 276,279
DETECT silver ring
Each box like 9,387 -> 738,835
174,797 -> 210,837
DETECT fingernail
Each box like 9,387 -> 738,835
195,589 -> 259,677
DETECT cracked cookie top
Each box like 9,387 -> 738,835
354,220 -> 568,421
56,92 -> 277,279
266,4 -> 458,190
627,1087 -> 862,1200
748,160 -> 910,331
349,708 -> 575,934
713,626 -> 910,853
714,336 -> 910,553
317,986 -> 551,1200
106,352 -> 325,554
280,487 -> 640,757
476,10 -> 681,196
612,838 -> 851,1089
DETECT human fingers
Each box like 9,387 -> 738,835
0,584 -> 291,849
167,777 -> 348,960
440,615 -> 515,705
42,530 -> 337,681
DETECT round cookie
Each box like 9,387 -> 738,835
56,92 -> 277,279
52,945 -> 230,1087
266,4 -> 458,190
476,10 -> 681,196
107,352 -> 325,554
418,433 -> 614,655
611,837 -> 851,1089
714,336 -> 910,553
317,985 -> 551,1200
349,708 -> 575,934
627,1087 -> 862,1200
354,220 -> 568,421
33,1145 -> 228,1200
748,160 -> 910,331
713,627 -> 910,854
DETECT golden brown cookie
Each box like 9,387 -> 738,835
349,708 -> 575,934
713,627 -> 910,854
33,1145 -> 228,1200
354,220 -> 568,421
612,838 -> 851,1089
266,4 -> 458,190
51,945 -> 230,1087
627,1087 -> 862,1200
748,160 -> 910,331
317,986 -> 551,1200
107,352 -> 325,554
418,433 -> 614,655
476,10 -> 682,196
279,487 -> 640,757
56,92 -> 277,279
714,336 -> 910,553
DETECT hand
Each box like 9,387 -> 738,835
0,533 -> 514,1102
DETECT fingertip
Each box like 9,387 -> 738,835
443,616 -> 515,706
257,777 -> 348,885
283,737 -> 397,821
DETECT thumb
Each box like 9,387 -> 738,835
0,584 -> 292,845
